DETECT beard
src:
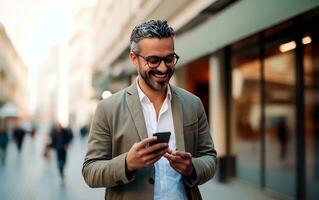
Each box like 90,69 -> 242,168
138,67 -> 175,91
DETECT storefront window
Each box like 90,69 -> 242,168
229,7 -> 319,200
304,31 -> 319,200
231,36 -> 261,185
264,33 -> 296,197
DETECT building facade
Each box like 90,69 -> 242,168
0,23 -> 28,115
73,0 -> 319,199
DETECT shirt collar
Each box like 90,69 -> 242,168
136,78 -> 172,103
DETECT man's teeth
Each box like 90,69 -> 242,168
154,74 -> 166,78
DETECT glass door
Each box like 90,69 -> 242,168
304,14 -> 319,200
231,36 -> 261,186
264,28 -> 296,198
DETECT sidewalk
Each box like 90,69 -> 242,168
200,179 -> 288,200
0,132 -> 104,200
0,129 -> 287,200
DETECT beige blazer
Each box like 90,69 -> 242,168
82,82 -> 217,200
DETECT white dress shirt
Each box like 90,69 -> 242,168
136,81 -> 187,200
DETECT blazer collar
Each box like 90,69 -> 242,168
126,82 -> 148,140
170,85 -> 185,151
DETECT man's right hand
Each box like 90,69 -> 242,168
126,136 -> 169,171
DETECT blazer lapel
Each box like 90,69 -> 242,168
171,86 -> 185,151
126,83 -> 148,141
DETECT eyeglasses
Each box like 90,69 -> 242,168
135,52 -> 179,69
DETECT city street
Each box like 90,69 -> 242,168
1,1 -> 318,200
0,127 -> 281,200
0,129 -> 104,200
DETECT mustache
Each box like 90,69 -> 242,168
149,68 -> 174,76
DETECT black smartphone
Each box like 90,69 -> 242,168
151,131 -> 171,145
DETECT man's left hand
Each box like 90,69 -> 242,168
164,150 -> 193,176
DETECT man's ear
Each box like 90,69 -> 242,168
129,52 -> 138,69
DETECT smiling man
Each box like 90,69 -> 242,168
82,20 -> 217,200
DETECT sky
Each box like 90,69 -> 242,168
0,0 -> 97,118
0,0 -> 96,69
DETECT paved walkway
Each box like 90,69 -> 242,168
200,179 -> 288,200
0,131 -> 104,200
0,130 -> 285,200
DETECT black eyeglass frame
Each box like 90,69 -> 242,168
134,52 -> 180,69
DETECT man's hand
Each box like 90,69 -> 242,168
164,150 -> 193,176
126,136 -> 169,171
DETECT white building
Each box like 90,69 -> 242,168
0,23 -> 28,116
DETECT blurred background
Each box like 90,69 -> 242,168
0,0 -> 318,200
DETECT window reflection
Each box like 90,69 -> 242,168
264,39 -> 296,197
232,41 -> 261,186
304,33 -> 319,200
230,8 -> 319,200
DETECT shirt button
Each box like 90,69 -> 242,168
148,177 -> 154,185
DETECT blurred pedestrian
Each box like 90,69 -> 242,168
0,124 -> 9,164
276,117 -> 289,161
50,122 -> 73,183
29,121 -> 38,139
82,20 -> 217,200
13,122 -> 26,152
80,124 -> 89,139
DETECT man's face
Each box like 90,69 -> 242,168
130,37 -> 175,91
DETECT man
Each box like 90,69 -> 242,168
82,20 -> 217,200
0,122 -> 9,164
13,122 -> 26,152
50,122 -> 73,182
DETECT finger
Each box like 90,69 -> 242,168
166,153 -> 190,165
144,143 -> 168,154
163,150 -> 173,158
176,162 -> 193,176
173,151 -> 192,159
144,155 -> 162,167
137,136 -> 157,149
164,153 -> 182,163
169,161 -> 191,174
167,161 -> 183,174
140,147 -> 169,167
163,152 -> 174,160
156,146 -> 170,156
163,152 -> 170,159
171,162 -> 185,169
142,148 -> 168,167
144,147 -> 169,161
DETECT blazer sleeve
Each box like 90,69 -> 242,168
183,98 -> 217,187
82,101 -> 134,188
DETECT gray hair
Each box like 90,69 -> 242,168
130,20 -> 175,53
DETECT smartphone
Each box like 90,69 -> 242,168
151,131 -> 171,145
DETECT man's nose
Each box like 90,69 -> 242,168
157,60 -> 167,72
